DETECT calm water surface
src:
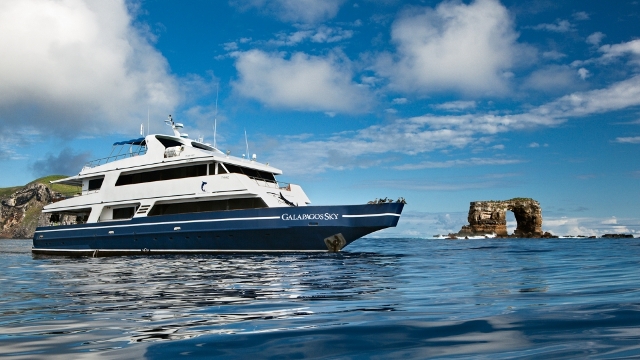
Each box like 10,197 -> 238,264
2,238 -> 640,359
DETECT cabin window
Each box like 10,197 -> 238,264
113,207 -> 135,220
191,142 -> 215,151
212,163 -> 276,182
116,164 -> 207,186
88,178 -> 104,191
156,136 -> 183,148
148,198 -> 267,216
47,208 -> 91,226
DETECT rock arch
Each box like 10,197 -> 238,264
457,198 -> 543,238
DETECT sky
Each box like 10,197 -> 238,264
1,0 -> 639,237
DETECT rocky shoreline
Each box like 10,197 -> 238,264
0,183 -> 61,239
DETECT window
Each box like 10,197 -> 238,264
116,164 -> 207,186
213,163 -> 276,182
88,178 -> 104,191
148,198 -> 267,216
47,208 -> 91,225
156,136 -> 183,148
113,207 -> 135,219
191,142 -> 215,151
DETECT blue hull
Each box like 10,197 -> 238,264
32,203 -> 404,256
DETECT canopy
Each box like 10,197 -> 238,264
112,138 -> 145,146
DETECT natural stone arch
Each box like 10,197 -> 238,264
457,198 -> 543,238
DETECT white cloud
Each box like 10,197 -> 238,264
577,68 -> 590,80
522,65 -> 584,93
534,75 -> 640,118
598,39 -> 640,64
375,0 -> 525,96
601,216 -> 617,225
0,0 -> 180,136
433,101 -> 477,111
586,32 -> 605,46
615,136 -> 640,144
310,26 -> 353,43
392,97 -> 408,105
393,157 -> 521,170
530,19 -> 574,33
269,26 -> 353,46
528,142 -> 540,148
263,74 -> 640,175
542,50 -> 566,60
572,11 -> 589,21
231,50 -> 372,113
230,0 -> 346,23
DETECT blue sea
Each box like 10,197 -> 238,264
2,238 -> 640,359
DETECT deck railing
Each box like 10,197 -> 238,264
83,147 -> 147,169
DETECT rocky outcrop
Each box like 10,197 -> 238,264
457,198 -> 546,238
0,183 -> 54,238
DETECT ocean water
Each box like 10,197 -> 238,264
2,238 -> 640,359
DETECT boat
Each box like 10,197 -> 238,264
32,116 -> 404,256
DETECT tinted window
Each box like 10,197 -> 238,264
116,164 -> 207,186
88,178 -> 104,191
218,163 -> 276,182
113,207 -> 135,219
156,136 -> 183,148
148,198 -> 267,216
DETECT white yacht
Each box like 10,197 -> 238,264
32,116 -> 404,256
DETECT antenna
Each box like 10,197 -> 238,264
214,84 -> 218,148
244,128 -> 249,161
140,123 -> 144,136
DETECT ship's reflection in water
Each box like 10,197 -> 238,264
35,251 -> 404,345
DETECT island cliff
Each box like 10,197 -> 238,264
0,183 -> 54,238
457,198 -> 550,238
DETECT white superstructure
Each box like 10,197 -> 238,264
45,119 -> 310,226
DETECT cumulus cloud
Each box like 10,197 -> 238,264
375,0 -> 525,96
0,0 -> 180,136
231,50 -> 372,113
30,147 -> 91,177
230,0 -> 346,23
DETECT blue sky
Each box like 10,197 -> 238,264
1,0 -> 639,237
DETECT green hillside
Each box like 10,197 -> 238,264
0,175 -> 81,199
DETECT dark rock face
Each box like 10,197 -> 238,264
0,183 -> 54,239
457,199 -> 544,238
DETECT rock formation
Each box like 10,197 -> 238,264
457,198 -> 547,238
0,183 -> 54,238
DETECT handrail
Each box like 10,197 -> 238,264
83,147 -> 147,169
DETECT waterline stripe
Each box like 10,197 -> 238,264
32,248 -> 327,254
342,213 -> 401,218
